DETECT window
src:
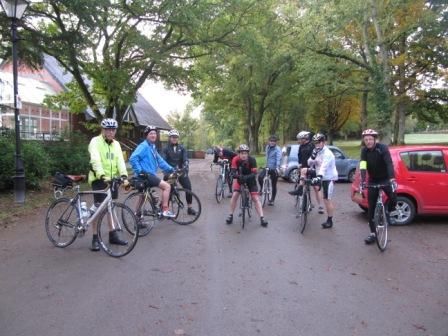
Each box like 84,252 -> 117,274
400,151 -> 446,173
330,148 -> 344,159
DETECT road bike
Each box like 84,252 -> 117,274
239,182 -> 252,229
296,176 -> 313,234
124,170 -> 202,237
367,182 -> 396,251
212,159 -> 232,203
260,167 -> 273,207
45,177 -> 139,258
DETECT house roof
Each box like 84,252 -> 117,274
0,71 -> 57,106
43,55 -> 171,129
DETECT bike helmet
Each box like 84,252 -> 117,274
268,134 -> 278,141
144,125 -> 157,135
312,133 -> 326,142
101,118 -> 118,129
168,129 -> 180,137
296,131 -> 311,140
237,144 -> 250,153
362,129 -> 379,137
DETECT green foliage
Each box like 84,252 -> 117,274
0,134 -> 50,190
166,106 -> 200,150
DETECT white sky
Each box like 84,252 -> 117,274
140,80 -> 192,120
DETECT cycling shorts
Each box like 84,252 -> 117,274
232,178 -> 258,194
146,174 -> 162,188
321,180 -> 335,200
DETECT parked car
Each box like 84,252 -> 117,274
279,144 -> 359,183
351,145 -> 448,225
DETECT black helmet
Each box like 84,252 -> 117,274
268,135 -> 278,142
144,125 -> 157,135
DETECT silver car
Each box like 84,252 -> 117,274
279,144 -> 359,183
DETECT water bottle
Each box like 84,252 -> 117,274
89,204 -> 97,216
80,202 -> 90,220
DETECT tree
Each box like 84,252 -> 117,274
20,0 -> 256,128
166,105 -> 199,150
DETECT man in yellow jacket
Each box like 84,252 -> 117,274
88,118 -> 128,251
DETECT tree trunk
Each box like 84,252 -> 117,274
361,77 -> 369,131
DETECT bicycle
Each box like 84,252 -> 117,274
51,172 -> 85,199
211,159 -> 232,203
260,167 -> 273,207
366,182 -> 395,251
124,169 -> 202,236
296,175 -> 313,234
45,177 -> 139,258
239,182 -> 252,229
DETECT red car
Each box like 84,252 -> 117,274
351,145 -> 448,225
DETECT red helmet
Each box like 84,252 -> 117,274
362,129 -> 378,137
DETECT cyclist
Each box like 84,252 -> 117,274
88,118 -> 130,252
213,146 -> 237,196
225,144 -> 268,227
288,131 -> 324,214
257,135 -> 281,206
129,125 -> 176,219
359,129 -> 397,244
162,129 -> 196,215
307,133 -> 338,229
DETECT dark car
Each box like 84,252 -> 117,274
279,144 -> 359,183
351,145 -> 448,225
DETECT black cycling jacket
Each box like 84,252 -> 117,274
162,143 -> 189,170
360,143 -> 395,182
298,141 -> 315,168
213,148 -> 237,164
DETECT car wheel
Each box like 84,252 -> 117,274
390,196 -> 416,226
347,169 -> 356,183
288,168 -> 299,183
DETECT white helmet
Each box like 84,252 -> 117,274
296,131 -> 310,140
168,129 -> 180,137
101,118 -> 118,129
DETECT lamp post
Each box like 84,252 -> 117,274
1,0 -> 28,203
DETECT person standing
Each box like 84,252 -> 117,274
359,129 -> 397,244
257,135 -> 281,206
129,125 -> 175,218
288,131 -> 324,214
225,144 -> 268,227
307,133 -> 338,229
88,118 -> 129,252
162,129 -> 196,215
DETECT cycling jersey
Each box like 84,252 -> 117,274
298,141 -> 314,168
129,140 -> 174,176
162,143 -> 189,170
88,135 -> 127,185
307,146 -> 338,181
360,143 -> 395,182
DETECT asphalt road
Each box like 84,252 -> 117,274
1,156 -> 447,336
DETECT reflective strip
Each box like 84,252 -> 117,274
359,160 -> 367,170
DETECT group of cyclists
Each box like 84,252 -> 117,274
87,117 -> 397,252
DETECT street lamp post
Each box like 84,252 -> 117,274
1,0 -> 29,203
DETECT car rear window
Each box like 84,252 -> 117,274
400,150 -> 446,173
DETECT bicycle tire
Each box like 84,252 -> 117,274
215,176 -> 225,203
124,191 -> 158,237
45,198 -> 78,247
375,204 -> 388,251
170,188 -> 202,225
97,202 -> 139,258
299,190 -> 309,234
261,178 -> 268,208
267,178 -> 273,202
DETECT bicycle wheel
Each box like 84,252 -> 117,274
299,190 -> 309,234
261,178 -> 268,207
375,204 -> 388,251
45,198 -> 79,247
124,191 -> 158,237
267,178 -> 273,202
215,176 -> 225,203
170,188 -> 202,225
97,202 -> 139,258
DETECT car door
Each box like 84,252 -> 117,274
329,147 -> 347,179
398,149 -> 448,212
